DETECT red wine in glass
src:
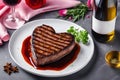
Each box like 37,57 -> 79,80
25,0 -> 46,9
2,0 -> 25,29
3,0 -> 21,6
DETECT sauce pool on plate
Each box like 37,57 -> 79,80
21,36 -> 80,71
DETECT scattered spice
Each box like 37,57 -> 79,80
4,63 -> 12,75
11,66 -> 19,73
3,63 -> 19,75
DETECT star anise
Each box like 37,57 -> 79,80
3,63 -> 19,75
3,63 -> 12,75
11,66 -> 19,73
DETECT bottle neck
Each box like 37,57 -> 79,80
93,0 -> 117,21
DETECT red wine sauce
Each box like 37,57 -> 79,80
21,36 -> 80,71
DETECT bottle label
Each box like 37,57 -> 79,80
92,16 -> 116,34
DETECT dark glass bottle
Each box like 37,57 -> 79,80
92,0 -> 117,43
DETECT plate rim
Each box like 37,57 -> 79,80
8,19 -> 94,77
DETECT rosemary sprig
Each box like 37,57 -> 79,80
67,4 -> 88,22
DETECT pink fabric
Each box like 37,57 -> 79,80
0,6 -> 9,17
0,5 -> 10,43
16,0 -> 81,20
87,0 -> 95,10
0,22 -> 10,42
0,0 -> 80,45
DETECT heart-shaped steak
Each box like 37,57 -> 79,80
31,24 -> 75,66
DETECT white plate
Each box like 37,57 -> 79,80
9,19 -> 94,77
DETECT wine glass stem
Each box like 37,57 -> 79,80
11,6 -> 16,22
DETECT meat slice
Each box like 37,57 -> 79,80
31,24 -> 76,66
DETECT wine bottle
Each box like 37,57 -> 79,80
92,0 -> 117,43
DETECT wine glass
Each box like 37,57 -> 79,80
25,0 -> 46,9
2,0 -> 25,29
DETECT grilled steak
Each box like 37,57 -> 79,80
31,24 -> 76,66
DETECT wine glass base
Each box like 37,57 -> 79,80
3,14 -> 25,29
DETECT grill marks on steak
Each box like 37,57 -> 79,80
31,24 -> 75,65
33,25 -> 72,55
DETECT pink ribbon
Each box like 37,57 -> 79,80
0,5 -> 10,44
0,0 -> 80,45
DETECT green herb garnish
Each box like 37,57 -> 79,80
66,4 -> 88,22
67,26 -> 89,44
